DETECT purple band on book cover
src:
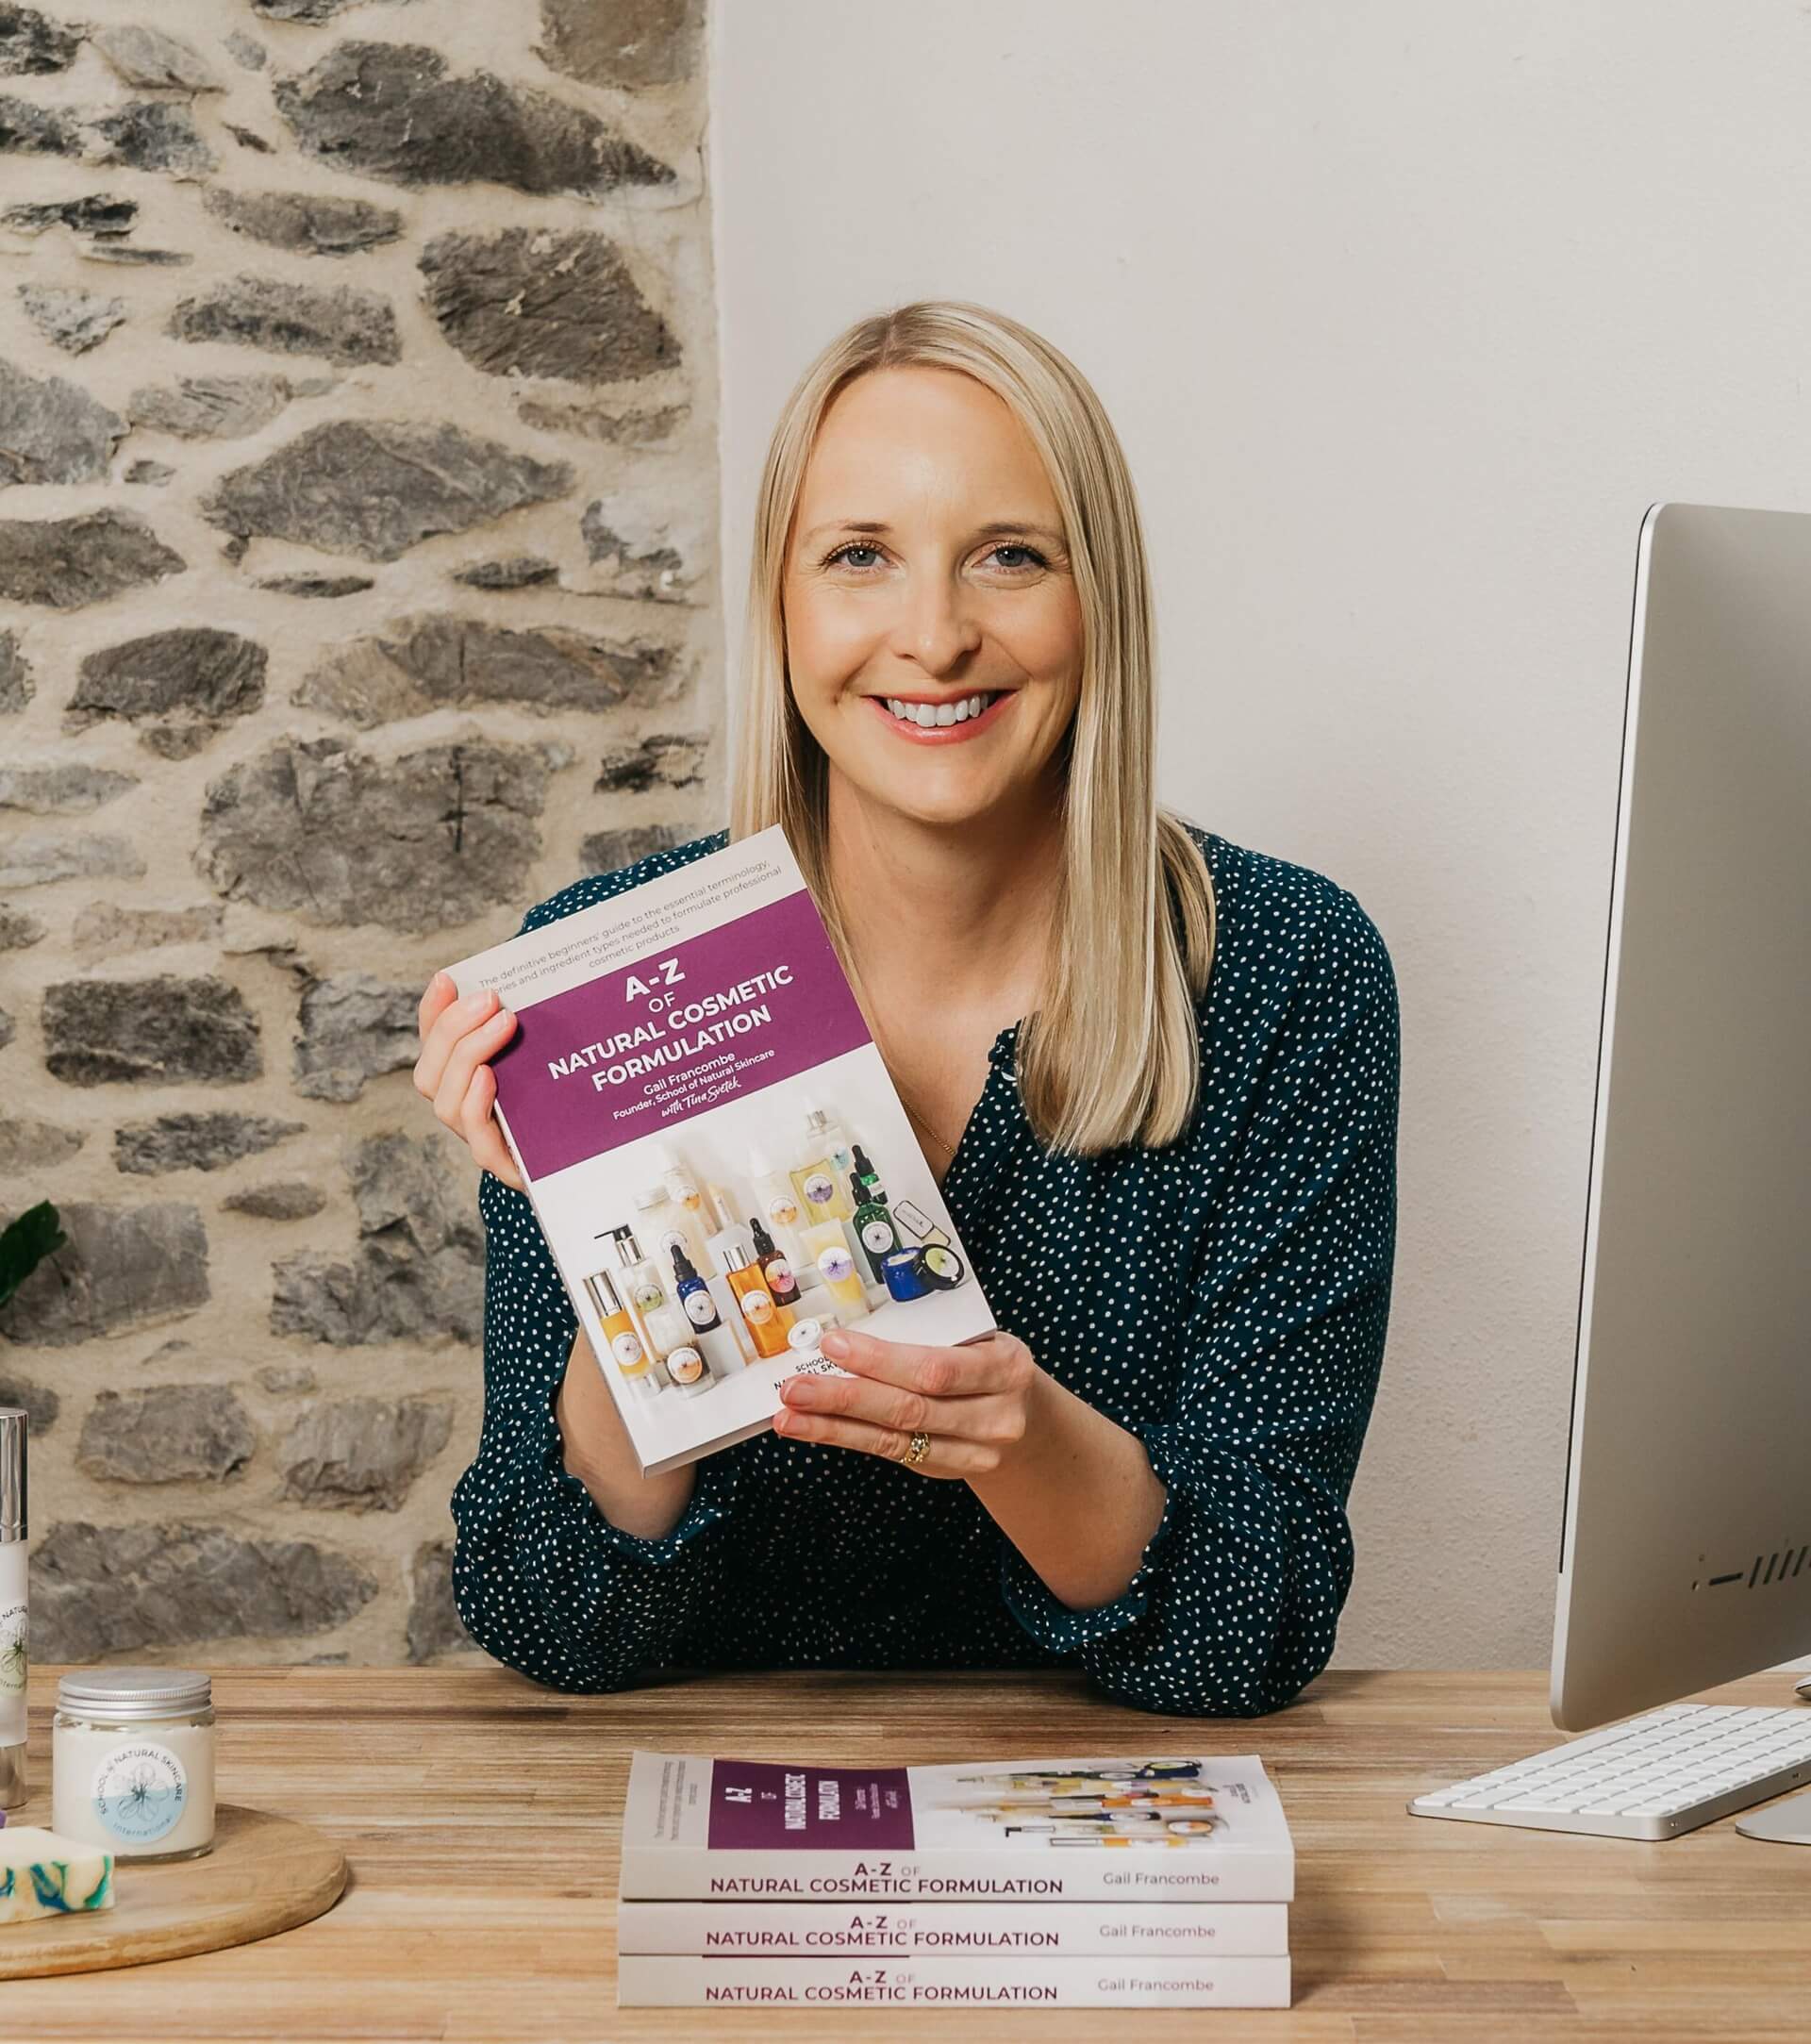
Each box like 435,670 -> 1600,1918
492,888 -> 872,1180
706,1760 -> 917,1851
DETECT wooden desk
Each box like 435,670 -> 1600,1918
6,1664 -> 1807,2039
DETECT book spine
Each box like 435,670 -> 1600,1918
618,1898 -> 1288,1955
617,1953 -> 1291,2008
620,1843 -> 1294,1903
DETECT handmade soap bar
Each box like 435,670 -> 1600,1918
0,1824 -> 115,1923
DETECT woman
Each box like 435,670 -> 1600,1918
413,301 -> 1399,1718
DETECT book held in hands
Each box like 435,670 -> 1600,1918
440,825 -> 996,1476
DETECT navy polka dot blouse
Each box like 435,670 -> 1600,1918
448,820 -> 1400,1718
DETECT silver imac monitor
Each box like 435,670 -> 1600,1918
1552,502 -> 1811,1757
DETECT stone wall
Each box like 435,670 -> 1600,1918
0,0 -> 720,1668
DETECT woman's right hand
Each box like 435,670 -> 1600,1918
414,971 -> 524,1190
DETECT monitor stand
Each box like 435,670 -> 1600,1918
1733,1674 -> 1811,1845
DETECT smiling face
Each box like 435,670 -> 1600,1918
781,365 -> 1085,832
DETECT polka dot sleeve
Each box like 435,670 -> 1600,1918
995,886 -> 1400,1717
447,1162 -> 754,1691
446,888 -> 753,1693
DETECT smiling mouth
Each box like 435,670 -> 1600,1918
874,690 -> 1007,729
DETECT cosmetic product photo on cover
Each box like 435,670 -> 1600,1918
440,826 -> 997,1476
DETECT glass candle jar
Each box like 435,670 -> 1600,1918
53,1668 -> 216,1862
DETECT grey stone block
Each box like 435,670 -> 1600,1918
0,760 -> 138,812
203,187 -> 403,258
0,1373 -> 58,1434
0,628 -> 28,710
579,822 -> 687,874
292,971 -> 421,1103
71,627 -> 268,753
128,373 -> 293,440
515,396 -> 685,445
452,556 -> 557,591
537,0 -> 702,90
71,900 -> 223,962
31,1519 -> 377,1657
197,734 -> 551,931
255,572 -> 374,599
0,1200 -> 209,1345
270,1131 -> 483,1345
42,974 -> 262,1087
277,1393 -> 455,1510
0,92 -> 83,158
420,226 -> 676,385
407,1537 -> 474,1661
15,283 -> 127,354
228,1182 -> 327,1221
167,274 -> 399,365
77,1383 -> 257,1483
256,1363 -> 318,1393
0,357 -> 127,486
91,25 -> 220,93
274,40 -> 674,198
89,100 -> 216,179
114,1110 -> 306,1175
202,419 -> 570,562
0,1115 -> 84,1172
0,5 -> 80,75
0,832 -> 145,889
0,508 -> 184,608
2,193 -> 137,238
296,613 -> 679,727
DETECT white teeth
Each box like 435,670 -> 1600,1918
882,691 -> 998,727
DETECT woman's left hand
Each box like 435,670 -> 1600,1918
773,1325 -> 1040,1480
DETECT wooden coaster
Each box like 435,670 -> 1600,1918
0,1803 -> 346,1979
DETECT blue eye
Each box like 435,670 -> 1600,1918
820,541 -> 1049,573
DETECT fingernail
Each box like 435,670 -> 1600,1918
822,1328 -> 850,1356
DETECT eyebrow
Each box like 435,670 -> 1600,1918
798,518 -> 1066,548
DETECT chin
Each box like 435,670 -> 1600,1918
857,771 -> 1018,832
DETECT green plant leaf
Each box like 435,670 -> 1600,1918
0,1199 -> 67,1312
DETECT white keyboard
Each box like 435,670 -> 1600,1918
1408,1702 -> 1811,1839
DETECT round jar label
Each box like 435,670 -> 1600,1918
818,1245 -> 856,1285
91,1739 -> 188,1845
801,1172 -> 837,1208
740,1288 -> 774,1325
860,1219 -> 897,1254
767,1194 -> 801,1227
682,1288 -> 718,1326
611,1331 -> 647,1371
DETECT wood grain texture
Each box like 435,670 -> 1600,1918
2,1663 -> 1807,2039
0,1804 -> 346,1981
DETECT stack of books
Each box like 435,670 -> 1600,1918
616,1750 -> 1293,2009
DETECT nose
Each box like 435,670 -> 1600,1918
888,565 -> 983,678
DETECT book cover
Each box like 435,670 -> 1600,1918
617,1953 -> 1292,2008
440,825 -> 996,1476
620,1753 -> 1295,1903
617,1897 -> 1289,1955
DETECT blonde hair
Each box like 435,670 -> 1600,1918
728,299 -> 1217,1155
